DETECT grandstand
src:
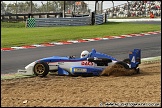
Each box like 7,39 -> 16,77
106,1 -> 161,18
1,1 -> 161,22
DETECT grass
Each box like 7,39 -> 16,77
1,22 -> 161,48
1,21 -> 25,28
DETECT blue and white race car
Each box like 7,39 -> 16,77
18,48 -> 141,77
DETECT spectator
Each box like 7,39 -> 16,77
150,11 -> 154,18
106,1 -> 161,18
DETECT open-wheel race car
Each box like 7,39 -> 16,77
18,48 -> 141,77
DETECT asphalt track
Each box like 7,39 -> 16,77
1,21 -> 161,74
131,21 -> 161,25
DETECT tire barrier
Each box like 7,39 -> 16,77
95,14 -> 104,25
26,18 -> 36,28
26,17 -> 91,28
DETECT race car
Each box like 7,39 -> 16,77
17,48 -> 141,77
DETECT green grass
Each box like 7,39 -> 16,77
1,21 -> 25,28
1,22 -> 161,48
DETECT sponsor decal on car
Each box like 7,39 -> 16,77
73,68 -> 87,72
81,61 -> 93,66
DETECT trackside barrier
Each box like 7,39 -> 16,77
26,16 -> 91,27
108,18 -> 161,22
95,14 -> 105,25
26,18 -> 36,28
26,13 -> 108,27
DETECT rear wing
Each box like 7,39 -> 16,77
129,49 -> 141,68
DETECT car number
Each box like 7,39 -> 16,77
81,61 -> 93,66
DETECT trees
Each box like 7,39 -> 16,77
1,1 -> 7,14
1,1 -> 89,14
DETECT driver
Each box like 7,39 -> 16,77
80,50 -> 90,58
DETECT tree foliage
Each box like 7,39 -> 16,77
1,1 -> 89,14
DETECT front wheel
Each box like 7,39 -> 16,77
33,62 -> 49,77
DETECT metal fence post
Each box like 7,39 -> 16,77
105,13 -> 107,23
91,12 -> 95,25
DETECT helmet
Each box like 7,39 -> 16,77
80,50 -> 89,58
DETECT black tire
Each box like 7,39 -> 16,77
33,62 -> 49,77
135,67 -> 140,74
123,58 -> 131,64
49,70 -> 58,72
115,61 -> 129,69
81,73 -> 93,77
123,58 -> 139,69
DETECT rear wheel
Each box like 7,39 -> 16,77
123,58 -> 140,73
115,61 -> 129,69
81,73 -> 93,77
33,62 -> 49,77
123,58 -> 131,64
136,67 -> 140,74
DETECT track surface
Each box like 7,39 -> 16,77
1,22 -> 161,74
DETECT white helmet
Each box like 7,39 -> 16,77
80,50 -> 89,58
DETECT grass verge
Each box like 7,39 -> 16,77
1,22 -> 161,48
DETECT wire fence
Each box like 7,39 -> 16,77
1,1 -> 161,18
1,1 -> 90,15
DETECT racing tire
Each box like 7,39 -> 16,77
49,70 -> 58,72
115,61 -> 129,69
33,62 -> 49,77
135,67 -> 140,74
123,58 -> 139,69
123,58 -> 131,64
81,73 -> 93,77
